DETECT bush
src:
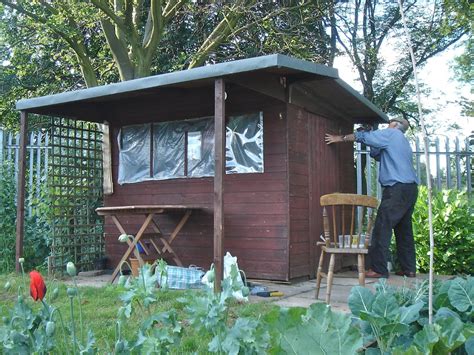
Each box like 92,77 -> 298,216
348,277 -> 474,354
0,160 -> 52,273
411,186 -> 474,275
0,161 -> 17,272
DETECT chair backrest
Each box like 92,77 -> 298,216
320,193 -> 378,249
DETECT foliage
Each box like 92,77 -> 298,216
0,293 -> 59,353
264,303 -> 363,354
0,161 -> 16,272
118,263 -> 159,319
331,0 -> 470,122
180,263 -> 269,354
0,261 -> 370,354
348,277 -> 474,354
0,267 -> 97,354
411,186 -> 474,275
0,160 -> 52,273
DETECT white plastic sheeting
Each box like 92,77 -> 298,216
118,112 -> 263,184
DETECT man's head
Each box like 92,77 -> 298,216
389,117 -> 410,133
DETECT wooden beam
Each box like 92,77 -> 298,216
15,111 -> 28,272
228,72 -> 287,102
289,82 -> 353,124
214,78 -> 225,293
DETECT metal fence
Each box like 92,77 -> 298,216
0,128 -> 50,216
356,136 -> 473,200
0,124 -> 104,273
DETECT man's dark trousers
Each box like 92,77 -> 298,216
368,183 -> 418,277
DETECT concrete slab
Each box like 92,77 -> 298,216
78,270 -> 104,277
71,270 -> 453,313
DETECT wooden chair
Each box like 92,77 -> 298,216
315,193 -> 378,303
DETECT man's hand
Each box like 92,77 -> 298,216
325,133 -> 343,145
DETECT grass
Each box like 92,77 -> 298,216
0,272 -> 277,353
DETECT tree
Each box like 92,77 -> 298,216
0,1 -> 332,129
330,0 -> 470,123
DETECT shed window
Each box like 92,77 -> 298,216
118,112 -> 263,184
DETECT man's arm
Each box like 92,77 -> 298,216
325,133 -> 355,145
370,147 -> 381,161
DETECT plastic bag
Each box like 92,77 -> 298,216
160,265 -> 204,289
201,252 -> 248,301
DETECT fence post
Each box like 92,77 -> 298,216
366,145 -> 372,196
36,131 -> 42,200
415,137 -> 421,183
7,132 -> 13,161
28,132 -> 35,217
0,129 -> 4,165
376,161 -> 381,200
455,137 -> 461,189
435,137 -> 441,189
44,132 -> 50,178
356,142 -> 362,195
466,137 -> 472,195
446,137 -> 451,189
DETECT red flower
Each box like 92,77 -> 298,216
30,270 -> 47,301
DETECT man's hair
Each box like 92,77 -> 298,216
389,117 -> 409,133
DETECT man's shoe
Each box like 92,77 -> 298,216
395,271 -> 416,278
366,270 -> 387,278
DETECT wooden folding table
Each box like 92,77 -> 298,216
96,205 -> 200,283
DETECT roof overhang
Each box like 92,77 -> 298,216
16,54 -> 388,124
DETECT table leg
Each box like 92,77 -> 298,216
110,213 -> 155,283
159,238 -> 183,266
158,210 -> 192,266
111,215 -> 143,263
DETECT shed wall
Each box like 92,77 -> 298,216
103,92 -> 292,280
287,105 -> 356,279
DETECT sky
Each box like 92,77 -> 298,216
334,44 -> 473,141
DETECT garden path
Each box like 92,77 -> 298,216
71,271 -> 452,313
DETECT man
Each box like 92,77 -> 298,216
325,117 -> 419,278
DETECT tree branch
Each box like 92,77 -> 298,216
90,0 -> 127,33
100,18 -> 135,81
0,0 -> 98,87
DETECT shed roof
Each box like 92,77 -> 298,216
16,54 -> 388,123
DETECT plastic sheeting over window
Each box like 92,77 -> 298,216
118,124 -> 151,184
153,117 -> 214,180
118,112 -> 263,184
226,113 -> 264,174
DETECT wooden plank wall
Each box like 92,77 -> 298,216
287,105 -> 356,279
287,106 -> 310,279
103,89 -> 291,280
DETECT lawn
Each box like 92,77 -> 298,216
0,266 -> 472,354
0,271 -> 277,354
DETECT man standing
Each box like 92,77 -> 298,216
325,117 -> 419,278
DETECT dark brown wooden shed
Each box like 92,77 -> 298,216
15,54 -> 387,282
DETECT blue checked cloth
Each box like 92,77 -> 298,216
163,265 -> 205,289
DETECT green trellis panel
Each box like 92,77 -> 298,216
50,118 -> 104,273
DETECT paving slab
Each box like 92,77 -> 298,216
72,270 -> 453,313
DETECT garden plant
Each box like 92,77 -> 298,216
1,258 -> 472,354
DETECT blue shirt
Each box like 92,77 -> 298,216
354,128 -> 419,187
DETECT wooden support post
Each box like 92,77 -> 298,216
15,111 -> 28,272
214,78 -> 225,293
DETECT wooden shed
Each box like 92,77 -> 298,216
15,54 -> 387,282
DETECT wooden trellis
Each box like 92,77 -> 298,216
49,118 -> 104,273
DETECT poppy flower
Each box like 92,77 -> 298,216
30,270 -> 47,301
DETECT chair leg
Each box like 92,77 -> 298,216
358,254 -> 365,286
315,250 -> 325,299
325,254 -> 336,304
